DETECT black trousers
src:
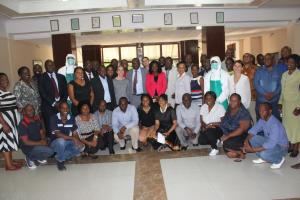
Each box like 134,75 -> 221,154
223,133 -> 248,152
84,131 -> 114,154
198,128 -> 223,149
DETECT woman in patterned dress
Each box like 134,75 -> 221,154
13,66 -> 41,115
0,73 -> 22,170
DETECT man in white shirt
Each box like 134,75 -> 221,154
127,58 -> 147,107
176,94 -> 201,150
163,57 -> 178,107
112,97 -> 142,152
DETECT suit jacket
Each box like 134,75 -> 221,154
83,70 -> 97,83
38,72 -> 68,114
91,75 -> 116,111
126,67 -> 147,97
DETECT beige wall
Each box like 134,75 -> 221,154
0,37 -> 52,86
287,23 -> 300,55
261,28 -> 287,54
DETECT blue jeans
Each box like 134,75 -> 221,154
250,135 -> 288,164
26,146 -> 54,161
51,138 -> 82,162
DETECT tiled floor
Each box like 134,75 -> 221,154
161,155 -> 300,200
1,146 -> 300,200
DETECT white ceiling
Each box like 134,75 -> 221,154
1,0 -> 300,18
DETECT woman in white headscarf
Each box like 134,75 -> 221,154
204,56 -> 230,110
58,54 -> 77,84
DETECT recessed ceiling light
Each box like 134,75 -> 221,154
60,0 -> 69,2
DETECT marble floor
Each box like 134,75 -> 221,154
1,145 -> 300,200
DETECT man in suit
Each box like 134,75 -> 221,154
83,60 -> 95,82
91,65 -> 116,111
126,58 -> 147,107
38,59 -> 68,136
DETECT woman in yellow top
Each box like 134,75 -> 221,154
279,54 -> 300,158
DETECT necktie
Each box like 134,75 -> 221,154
50,74 -> 59,98
88,72 -> 91,80
133,70 -> 137,95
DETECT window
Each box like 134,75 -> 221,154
162,44 -> 178,58
143,45 -> 160,61
120,46 -> 137,61
103,47 -> 119,66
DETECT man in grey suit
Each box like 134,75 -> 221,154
126,58 -> 147,107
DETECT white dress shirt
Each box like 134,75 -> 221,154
175,72 -> 191,104
99,76 -> 112,103
200,103 -> 226,124
112,104 -> 139,133
132,67 -> 143,95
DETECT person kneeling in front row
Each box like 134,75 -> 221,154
176,93 -> 200,150
18,104 -> 54,169
50,102 -> 85,171
112,97 -> 142,152
243,102 -> 288,169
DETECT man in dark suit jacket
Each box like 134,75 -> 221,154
38,60 -> 68,136
91,65 -> 116,111
83,60 -> 97,83
127,58 -> 147,107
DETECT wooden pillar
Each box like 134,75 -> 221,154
180,40 -> 199,65
51,33 -> 77,70
202,26 -> 225,60
81,45 -> 101,65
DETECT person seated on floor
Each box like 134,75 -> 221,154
198,91 -> 226,156
220,93 -> 252,159
149,94 -> 180,151
93,100 -> 115,155
18,104 -> 54,169
75,101 -> 103,159
137,94 -> 156,146
176,93 -> 200,150
50,101 -> 85,171
112,97 -> 142,152
243,102 -> 288,169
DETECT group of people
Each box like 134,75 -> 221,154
0,45 -> 300,171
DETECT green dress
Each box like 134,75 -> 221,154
210,80 -> 228,110
279,70 -> 300,143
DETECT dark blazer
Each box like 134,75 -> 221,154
91,75 -> 116,111
38,72 -> 68,111
38,72 -> 67,134
83,70 -> 97,83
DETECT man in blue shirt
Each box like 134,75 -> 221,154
50,102 -> 84,171
243,102 -> 288,169
254,53 -> 282,120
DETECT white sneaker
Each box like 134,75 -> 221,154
209,149 -> 219,156
270,157 -> 285,169
25,157 -> 37,169
37,160 -> 47,164
252,158 -> 266,164
216,139 -> 221,147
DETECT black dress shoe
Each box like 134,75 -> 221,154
57,161 -> 66,171
181,146 -> 188,151
290,151 -> 299,158
132,147 -> 142,152
193,143 -> 199,147
88,154 -> 98,159
120,145 -> 126,150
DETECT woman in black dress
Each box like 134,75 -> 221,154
0,73 -> 22,170
138,94 -> 156,145
68,67 -> 94,115
151,94 -> 180,151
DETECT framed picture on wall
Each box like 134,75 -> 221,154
164,13 -> 172,25
190,12 -> 199,24
112,15 -> 121,27
71,18 -> 80,30
33,60 -> 43,67
216,12 -> 224,23
50,19 -> 59,32
132,14 -> 144,23
92,17 -> 100,28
